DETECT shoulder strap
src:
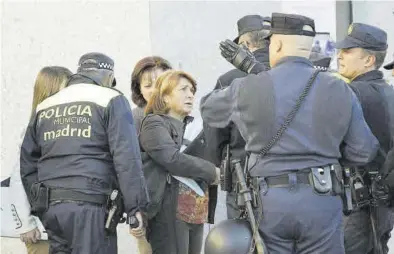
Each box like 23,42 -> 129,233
259,70 -> 321,156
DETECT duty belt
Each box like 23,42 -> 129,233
264,172 -> 312,187
49,189 -> 108,205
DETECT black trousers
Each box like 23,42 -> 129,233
41,201 -> 117,254
174,219 -> 204,254
147,183 -> 205,254
344,207 -> 394,254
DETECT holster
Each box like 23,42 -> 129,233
310,166 -> 332,194
339,167 -> 353,214
105,189 -> 125,234
30,182 -> 49,216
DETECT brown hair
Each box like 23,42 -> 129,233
31,66 -> 73,117
145,70 -> 197,115
131,56 -> 172,107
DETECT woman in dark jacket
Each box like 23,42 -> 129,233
130,56 -> 172,134
139,70 -> 220,254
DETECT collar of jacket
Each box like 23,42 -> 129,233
274,56 -> 314,68
352,70 -> 384,82
253,48 -> 269,64
67,74 -> 96,86
158,114 -> 194,126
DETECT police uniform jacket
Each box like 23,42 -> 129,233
20,81 -> 149,215
349,70 -> 394,167
204,47 -> 269,166
200,56 -> 379,177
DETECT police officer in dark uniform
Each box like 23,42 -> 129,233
20,52 -> 149,254
204,14 -> 271,219
201,13 -> 379,253
335,23 -> 394,254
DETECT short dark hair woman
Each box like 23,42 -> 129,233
130,56 -> 172,133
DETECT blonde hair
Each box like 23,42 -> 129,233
145,70 -> 197,115
31,66 -> 73,117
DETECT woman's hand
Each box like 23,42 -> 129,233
20,227 -> 41,244
129,212 -> 146,238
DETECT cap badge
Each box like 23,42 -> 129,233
348,24 -> 354,35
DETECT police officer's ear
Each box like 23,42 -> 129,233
271,35 -> 283,53
363,51 -> 376,68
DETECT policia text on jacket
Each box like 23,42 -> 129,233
38,104 -> 92,141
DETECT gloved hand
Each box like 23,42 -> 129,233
219,39 -> 258,74
371,178 -> 390,204
20,227 -> 41,244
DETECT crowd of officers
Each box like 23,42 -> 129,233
7,10 -> 394,254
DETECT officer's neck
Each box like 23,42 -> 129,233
351,67 -> 376,81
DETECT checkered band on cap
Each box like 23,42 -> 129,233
99,62 -> 113,70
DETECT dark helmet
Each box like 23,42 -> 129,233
205,219 -> 254,254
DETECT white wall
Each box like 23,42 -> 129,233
352,1 -> 394,80
1,0 -> 339,179
1,1 -> 152,179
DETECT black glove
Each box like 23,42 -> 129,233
219,39 -> 258,74
371,178 -> 390,205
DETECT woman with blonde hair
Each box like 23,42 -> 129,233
138,70 -> 220,254
8,66 -> 72,254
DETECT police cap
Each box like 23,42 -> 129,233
268,13 -> 316,37
77,52 -> 114,72
234,15 -> 271,43
334,23 -> 388,51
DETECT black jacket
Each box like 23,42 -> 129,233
349,70 -> 394,168
132,106 -> 145,135
20,82 -> 149,215
139,114 -> 216,220
204,47 -> 270,165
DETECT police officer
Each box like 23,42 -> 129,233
204,14 -> 271,220
201,13 -> 379,253
335,23 -> 394,254
20,52 -> 149,253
